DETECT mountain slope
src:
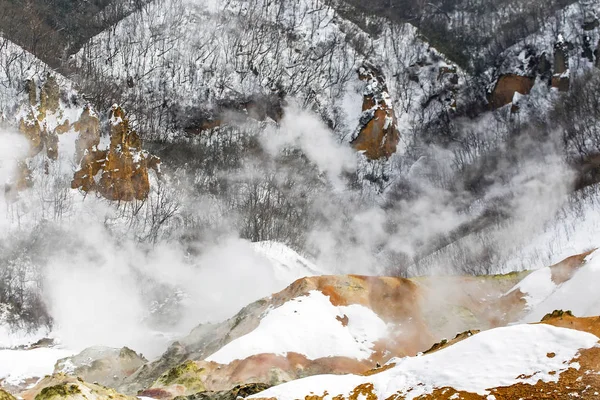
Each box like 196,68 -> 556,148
248,323 -> 600,400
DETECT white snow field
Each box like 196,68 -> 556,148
249,324 -> 599,400
0,347 -> 74,388
507,249 -> 600,322
206,290 -> 388,364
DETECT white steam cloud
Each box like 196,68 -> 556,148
0,102 -> 584,362
42,223 -> 311,358
262,102 -> 357,190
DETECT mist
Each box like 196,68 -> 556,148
38,220 -> 317,358
0,100 -> 583,360
0,129 -> 30,232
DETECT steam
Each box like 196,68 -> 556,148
262,102 -> 357,190
0,101 -> 582,360
0,129 -> 30,232
41,225 -> 308,357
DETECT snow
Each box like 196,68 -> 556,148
251,241 -> 325,283
520,250 -> 600,322
417,184 -> 600,276
0,325 -> 50,349
506,266 -> 556,310
205,290 -> 388,364
0,347 -> 74,386
500,189 -> 600,273
249,324 -> 599,400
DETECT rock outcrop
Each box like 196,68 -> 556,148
182,94 -> 285,135
139,355 -> 374,399
121,272 -> 532,397
173,383 -> 271,400
71,105 -> 161,201
54,347 -> 147,389
19,374 -> 136,400
6,75 -> 66,199
488,74 -> 535,109
351,64 -> 400,160
9,75 -> 161,202
552,37 -> 570,92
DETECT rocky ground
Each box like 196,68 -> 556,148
2,249 -> 599,400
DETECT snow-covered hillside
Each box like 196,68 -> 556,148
249,324 -> 599,399
73,0 -> 460,153
0,347 -> 73,390
0,238 -> 325,392
5,0 -> 600,399
509,248 -> 600,322
206,290 -> 387,364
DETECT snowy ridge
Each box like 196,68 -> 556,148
251,241 -> 324,283
249,324 -> 599,399
205,290 -> 388,364
511,249 -> 600,322
0,37 -> 51,116
0,347 -> 74,387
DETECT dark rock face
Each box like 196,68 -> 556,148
552,39 -> 570,92
53,346 -> 147,389
182,94 -> 285,135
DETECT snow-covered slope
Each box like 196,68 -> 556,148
0,239 -> 325,394
417,184 -> 600,276
0,38 -> 52,116
0,347 -> 74,390
509,249 -> 600,322
251,241 -> 324,283
73,0 -> 461,151
249,324 -> 599,400
206,290 -> 387,364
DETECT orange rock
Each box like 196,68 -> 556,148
72,105 -> 161,201
488,74 -> 535,110
352,64 -> 399,160
73,106 -> 101,161
11,76 -> 160,203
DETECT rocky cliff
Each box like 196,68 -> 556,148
5,71 -> 161,202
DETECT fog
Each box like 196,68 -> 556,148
0,103 -> 582,359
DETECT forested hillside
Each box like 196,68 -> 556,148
3,0 -> 600,399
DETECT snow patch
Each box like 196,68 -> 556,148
522,249 -> 600,322
0,347 -> 74,386
251,241 -> 324,283
250,324 -> 599,399
206,290 -> 388,364
507,266 -> 556,310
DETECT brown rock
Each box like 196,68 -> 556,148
18,374 -> 136,400
549,250 -> 593,284
72,105 -> 161,201
488,74 -> 535,110
53,346 -> 147,388
352,64 -> 400,160
25,79 -> 37,107
11,76 -> 160,202
551,75 -> 570,92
